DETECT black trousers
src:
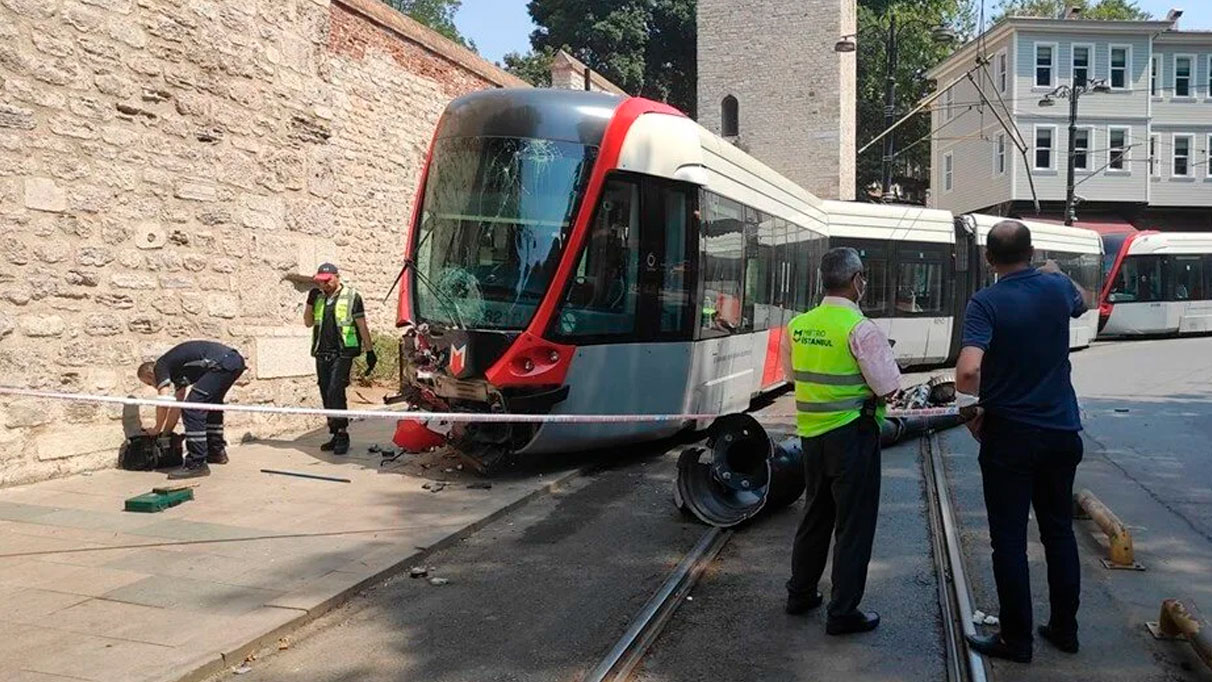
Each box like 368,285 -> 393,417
182,352 -> 245,466
978,414 -> 1083,646
788,417 -> 882,618
316,354 -> 353,433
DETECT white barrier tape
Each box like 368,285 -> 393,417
0,386 -> 960,424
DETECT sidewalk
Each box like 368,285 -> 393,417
0,416 -> 579,682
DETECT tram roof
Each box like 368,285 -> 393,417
1127,231 -> 1212,256
438,88 -> 624,146
968,214 -> 1102,255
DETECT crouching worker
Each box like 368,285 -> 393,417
137,341 -> 247,479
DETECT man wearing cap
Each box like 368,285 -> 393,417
304,263 -> 376,455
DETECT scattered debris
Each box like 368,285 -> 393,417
467,482 -> 493,490
233,664 -> 252,675
456,464 -> 464,471
422,481 -> 447,493
443,467 -> 454,473
409,566 -> 429,579
971,610 -> 999,626
1115,408 -> 1130,413
261,469 -> 351,483
428,577 -> 450,586
369,444 -> 383,454
277,637 -> 290,650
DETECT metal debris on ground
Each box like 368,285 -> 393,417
428,577 -> 450,586
277,637 -> 290,650
422,481 -> 447,493
467,482 -> 492,490
409,566 -> 429,579
233,664 -> 252,675
260,469 -> 351,483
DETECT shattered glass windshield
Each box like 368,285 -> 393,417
414,137 -> 597,330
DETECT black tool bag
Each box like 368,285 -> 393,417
118,434 -> 184,471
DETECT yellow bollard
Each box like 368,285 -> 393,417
1147,599 -> 1212,672
1073,489 -> 1144,570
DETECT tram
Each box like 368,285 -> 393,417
1099,231 -> 1212,336
393,89 -> 1102,471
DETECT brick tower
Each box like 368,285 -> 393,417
697,0 -> 857,200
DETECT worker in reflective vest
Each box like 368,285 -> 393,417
780,247 -> 901,636
304,263 -> 375,455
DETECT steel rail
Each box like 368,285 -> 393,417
922,436 -> 968,682
584,527 -> 732,682
926,432 -> 990,682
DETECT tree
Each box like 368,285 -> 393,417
384,0 -> 478,51
855,0 -> 975,202
519,0 -> 697,116
503,47 -> 556,87
993,0 -> 1150,21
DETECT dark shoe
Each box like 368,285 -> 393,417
785,592 -> 824,615
167,463 -> 211,480
320,437 -> 337,452
206,449 -> 229,465
1038,624 -> 1079,654
826,610 -> 881,635
966,633 -> 1032,663
332,433 -> 350,456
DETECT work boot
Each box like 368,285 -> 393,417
1038,624 -> 1079,654
785,591 -> 824,615
332,432 -> 350,456
167,463 -> 211,480
826,611 -> 881,636
320,435 -> 337,452
966,633 -> 1032,662
206,449 -> 229,465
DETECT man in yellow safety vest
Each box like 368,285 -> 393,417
304,263 -> 375,455
780,247 -> 902,635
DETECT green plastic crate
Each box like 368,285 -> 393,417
124,488 -> 194,513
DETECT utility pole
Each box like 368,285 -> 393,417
881,12 -> 897,202
1064,89 -> 1079,225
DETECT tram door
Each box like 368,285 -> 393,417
947,220 -> 980,363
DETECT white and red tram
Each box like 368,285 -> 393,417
394,89 -> 1102,470
1099,231 -> 1212,336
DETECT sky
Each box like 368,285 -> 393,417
452,0 -> 1212,68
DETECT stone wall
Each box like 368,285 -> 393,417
697,0 -> 856,200
0,0 -> 526,485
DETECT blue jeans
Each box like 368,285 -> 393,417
978,414 -> 1083,645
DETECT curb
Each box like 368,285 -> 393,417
169,465 -> 590,682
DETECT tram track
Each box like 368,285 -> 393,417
587,431 -> 990,682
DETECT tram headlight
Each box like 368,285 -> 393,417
519,357 -> 535,373
547,350 -> 559,364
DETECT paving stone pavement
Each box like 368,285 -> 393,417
0,419 -> 578,682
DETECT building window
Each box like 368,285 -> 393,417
1072,128 -> 1090,170
1207,134 -> 1212,178
1151,55 -> 1161,96
1174,134 -> 1193,177
1108,127 -> 1130,171
1109,46 -> 1130,90
1175,55 -> 1193,97
994,133 -> 1006,175
1035,43 -> 1055,88
996,51 -> 1008,93
1072,45 -> 1091,88
1150,133 -> 1160,177
943,152 -> 954,192
721,95 -> 739,137
1034,125 -> 1055,170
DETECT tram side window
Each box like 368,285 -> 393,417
895,259 -> 945,314
659,190 -> 693,333
1171,255 -> 1204,300
1109,256 -> 1165,303
743,208 -> 777,332
700,193 -> 745,335
832,239 -> 890,318
553,179 -> 640,338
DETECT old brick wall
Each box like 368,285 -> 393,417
697,0 -> 857,200
0,0 -> 526,485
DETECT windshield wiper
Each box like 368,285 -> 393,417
384,225 -> 466,330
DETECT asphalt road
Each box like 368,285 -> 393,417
943,337 -> 1212,682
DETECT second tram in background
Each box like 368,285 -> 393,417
1099,231 -> 1212,337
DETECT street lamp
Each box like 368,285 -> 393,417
838,13 -> 956,202
1037,79 -> 1110,225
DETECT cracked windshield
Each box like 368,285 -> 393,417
414,136 -> 597,330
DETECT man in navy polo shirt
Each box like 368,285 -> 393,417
955,220 -> 1093,663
